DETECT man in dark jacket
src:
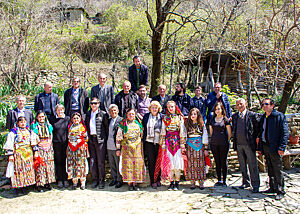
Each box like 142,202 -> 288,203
114,80 -> 139,117
90,73 -> 114,113
105,104 -> 123,188
206,82 -> 232,122
128,56 -> 149,92
64,77 -> 89,117
192,85 -> 206,121
6,95 -> 33,130
152,84 -> 172,115
85,97 -> 109,189
34,82 -> 59,122
171,82 -> 193,117
258,98 -> 289,200
232,98 -> 261,193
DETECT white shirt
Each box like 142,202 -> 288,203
239,109 -> 247,118
17,108 -> 25,118
90,109 -> 98,135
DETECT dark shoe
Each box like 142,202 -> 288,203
12,189 -> 19,197
222,183 -> 227,187
99,181 -> 105,189
109,180 -> 117,187
252,188 -> 259,193
64,181 -> 70,188
133,185 -> 140,191
151,183 -> 157,189
156,181 -> 161,187
37,186 -> 44,193
168,182 -> 174,191
72,184 -> 78,190
128,184 -> 134,191
239,184 -> 250,189
91,181 -> 98,188
214,181 -> 223,187
44,184 -> 52,190
275,193 -> 284,200
115,181 -> 122,188
190,185 -> 196,190
174,181 -> 179,191
199,185 -> 205,190
57,181 -> 63,189
19,187 -> 28,195
80,186 -> 85,190
263,188 -> 276,194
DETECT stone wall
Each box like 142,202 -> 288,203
286,114 -> 300,139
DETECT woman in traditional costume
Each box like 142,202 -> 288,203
66,112 -> 88,190
185,108 -> 209,190
160,101 -> 187,191
4,116 -> 35,196
31,111 -> 55,192
116,108 -> 146,191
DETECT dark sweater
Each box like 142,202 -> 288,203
51,116 -> 70,143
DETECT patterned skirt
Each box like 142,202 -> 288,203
66,145 -> 88,179
121,143 -> 146,183
186,145 -> 206,182
35,146 -> 56,186
12,151 -> 35,188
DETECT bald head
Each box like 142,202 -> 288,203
123,81 -> 131,94
44,82 -> 53,94
158,84 -> 167,97
98,73 -> 107,87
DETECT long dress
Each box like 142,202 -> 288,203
186,124 -> 208,183
66,123 -> 89,180
116,121 -> 146,183
4,128 -> 36,188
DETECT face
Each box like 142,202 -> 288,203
195,88 -> 202,97
16,97 -> 26,109
236,100 -> 247,113
37,113 -> 46,123
214,84 -> 222,94
72,78 -> 80,89
123,82 -> 131,93
98,74 -> 107,86
72,115 -> 81,124
126,110 -> 136,121
214,105 -> 223,116
158,86 -> 166,96
150,105 -> 159,115
91,100 -> 100,111
262,100 -> 274,113
167,103 -> 176,114
133,57 -> 141,67
139,87 -> 147,98
175,84 -> 182,93
44,83 -> 53,94
109,107 -> 119,119
56,107 -> 65,117
190,110 -> 198,122
18,119 -> 27,128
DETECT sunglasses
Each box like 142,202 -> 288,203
91,102 -> 99,105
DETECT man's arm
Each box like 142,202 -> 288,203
34,94 -> 39,113
278,114 -> 289,153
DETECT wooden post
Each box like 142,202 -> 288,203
283,155 -> 291,170
222,57 -> 231,85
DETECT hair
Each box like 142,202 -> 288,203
17,116 -> 26,123
176,82 -> 186,94
35,110 -> 46,121
44,81 -> 52,88
15,95 -> 26,102
55,104 -> 65,112
158,84 -> 166,90
194,85 -> 202,91
71,112 -> 81,121
236,98 -> 246,104
133,56 -> 140,61
72,77 -> 80,82
214,82 -> 222,87
262,98 -> 275,105
138,85 -> 147,90
123,80 -> 131,87
166,100 -> 176,107
98,73 -> 107,79
148,101 -> 162,113
185,108 -> 203,133
109,104 -> 119,111
91,97 -> 100,103
125,108 -> 136,120
212,102 -> 227,119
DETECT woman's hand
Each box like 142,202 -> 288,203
116,150 -> 121,157
8,156 -> 14,162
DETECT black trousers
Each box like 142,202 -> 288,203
88,136 -> 106,182
53,141 -> 68,181
263,144 -> 285,194
144,142 -> 160,184
211,144 -> 229,183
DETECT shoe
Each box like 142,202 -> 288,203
151,183 -> 157,189
222,183 -> 227,187
275,193 -> 284,200
99,181 -> 105,189
19,188 -> 28,195
214,181 -> 223,187
128,184 -> 134,191
156,181 -> 161,187
252,188 -> 259,193
37,186 -> 44,193
80,186 -> 85,190
199,185 -> 205,190
64,181 -> 70,188
12,189 -> 19,197
91,181 -> 98,188
239,184 -> 250,189
263,188 -> 276,194
44,184 -> 52,190
174,182 -> 179,191
190,185 -> 196,190
115,181 -> 122,188
109,180 -> 117,187
133,185 -> 140,191
58,181 -> 63,189
168,182 -> 174,191
72,184 -> 78,190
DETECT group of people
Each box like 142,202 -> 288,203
4,56 -> 289,200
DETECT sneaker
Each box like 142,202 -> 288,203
57,181 -> 63,189
72,184 -> 78,190
168,182 -> 174,191
80,186 -> 85,190
37,186 -> 44,192
214,181 -> 223,187
275,193 -> 284,200
133,185 -> 140,191
64,181 -> 70,188
174,182 -> 179,191
128,184 -> 134,191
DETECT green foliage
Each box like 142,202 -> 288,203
104,4 -> 132,30
0,102 -> 15,130
221,85 -> 239,106
0,132 -> 8,156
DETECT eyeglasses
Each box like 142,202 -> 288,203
91,102 -> 99,105
262,103 -> 270,106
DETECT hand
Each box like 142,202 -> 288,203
8,156 -> 14,162
278,150 -> 285,156
204,150 -> 209,157
116,150 -> 121,156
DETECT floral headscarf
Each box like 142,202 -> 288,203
163,103 -> 184,127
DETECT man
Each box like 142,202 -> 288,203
128,56 -> 149,92
64,77 -> 89,117
206,82 -> 232,122
232,98 -> 261,193
152,84 -> 172,114
105,104 -> 123,188
34,82 -> 59,122
90,73 -> 114,113
258,98 -> 289,200
85,97 -> 109,189
171,82 -> 193,117
192,86 -> 206,121
114,81 -> 139,117
137,85 -> 152,119
6,95 -> 34,130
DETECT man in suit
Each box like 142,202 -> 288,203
90,73 -> 114,113
232,98 -> 261,193
85,97 -> 109,189
6,95 -> 34,130
152,84 -> 172,114
64,77 -> 89,117
128,56 -> 149,92
34,82 -> 59,122
105,104 -> 123,188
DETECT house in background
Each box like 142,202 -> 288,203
47,6 -> 89,23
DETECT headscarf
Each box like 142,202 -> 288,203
30,119 -> 53,136
163,103 -> 184,127
119,111 -> 143,134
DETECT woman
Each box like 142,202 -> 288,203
116,108 -> 146,191
4,116 -> 35,196
185,108 -> 209,190
66,112 -> 89,190
142,101 -> 163,189
160,101 -> 187,191
51,104 -> 70,188
31,111 -> 55,192
209,102 -> 232,187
